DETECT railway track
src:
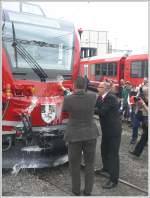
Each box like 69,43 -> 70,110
2,162 -> 148,196
2,121 -> 147,196
94,169 -> 148,195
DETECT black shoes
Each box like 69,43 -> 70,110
72,191 -> 81,196
72,190 -> 91,196
130,139 -> 137,144
129,151 -> 140,157
102,179 -> 118,189
83,190 -> 91,196
95,168 -> 110,178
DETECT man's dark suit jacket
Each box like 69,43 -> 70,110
95,92 -> 122,137
62,90 -> 99,142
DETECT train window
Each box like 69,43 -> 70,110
84,64 -> 88,76
143,60 -> 148,77
90,64 -> 95,75
101,63 -> 107,75
95,62 -> 117,76
3,21 -> 73,71
108,62 -> 117,76
131,60 -> 148,78
95,64 -> 101,75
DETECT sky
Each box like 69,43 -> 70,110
2,1 -> 148,52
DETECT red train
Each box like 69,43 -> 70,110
2,9 -> 80,168
80,53 -> 148,90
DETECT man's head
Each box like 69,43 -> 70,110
143,77 -> 148,86
125,81 -> 131,88
74,76 -> 85,90
142,86 -> 148,101
120,79 -> 125,85
97,81 -> 110,96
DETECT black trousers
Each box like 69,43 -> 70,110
101,135 -> 121,182
134,122 -> 148,156
68,139 -> 97,194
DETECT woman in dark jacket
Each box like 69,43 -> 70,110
130,86 -> 148,156
62,76 -> 99,196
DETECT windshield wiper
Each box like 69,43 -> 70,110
15,41 -> 48,82
12,22 -> 18,68
18,39 -> 73,51
2,11 -> 6,32
11,22 -> 48,82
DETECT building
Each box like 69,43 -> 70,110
80,30 -> 111,58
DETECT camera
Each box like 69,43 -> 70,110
134,94 -> 145,103
133,96 -> 141,102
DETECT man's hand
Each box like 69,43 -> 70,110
58,81 -> 66,91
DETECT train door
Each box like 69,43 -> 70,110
95,64 -> 102,81
120,63 -> 124,80
83,64 -> 88,77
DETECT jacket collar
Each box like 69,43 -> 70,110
74,90 -> 85,95
102,91 -> 110,100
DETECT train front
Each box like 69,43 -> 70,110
2,10 -> 80,168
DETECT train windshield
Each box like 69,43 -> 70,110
3,19 -> 74,81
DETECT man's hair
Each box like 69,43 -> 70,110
104,82 -> 111,91
74,76 -> 85,89
142,86 -> 148,96
100,81 -> 110,91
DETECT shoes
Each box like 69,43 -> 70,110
72,191 -> 81,196
128,124 -> 133,128
95,168 -> 110,177
130,139 -> 137,144
83,190 -> 91,196
102,179 -> 118,189
129,151 -> 140,157
95,168 -> 107,173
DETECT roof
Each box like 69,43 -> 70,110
126,54 -> 148,61
3,9 -> 74,30
80,52 -> 127,63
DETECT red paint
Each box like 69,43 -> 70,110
80,53 -> 148,87
2,10 -> 80,135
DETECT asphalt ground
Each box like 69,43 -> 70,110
2,121 -> 148,196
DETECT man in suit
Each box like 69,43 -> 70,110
62,76 -> 99,196
95,81 -> 122,189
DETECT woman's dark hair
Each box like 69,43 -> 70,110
74,76 -> 85,89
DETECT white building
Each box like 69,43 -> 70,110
80,30 -> 111,58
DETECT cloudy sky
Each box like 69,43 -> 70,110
2,1 -> 148,52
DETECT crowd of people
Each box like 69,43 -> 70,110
59,76 -> 148,196
104,77 -> 148,157
118,78 -> 148,144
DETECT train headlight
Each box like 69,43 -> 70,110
41,104 -> 56,124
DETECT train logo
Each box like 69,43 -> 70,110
41,104 -> 56,124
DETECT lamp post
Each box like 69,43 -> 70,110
78,28 -> 83,58
78,28 -> 83,40
19,0 -> 23,12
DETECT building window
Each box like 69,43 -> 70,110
81,47 -> 97,58
131,60 -> 148,78
89,48 -> 97,57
